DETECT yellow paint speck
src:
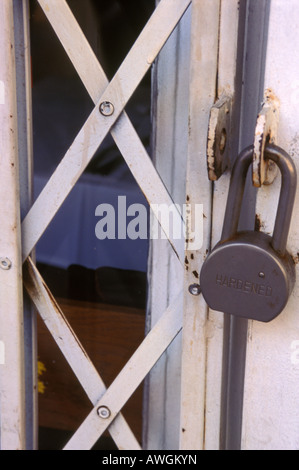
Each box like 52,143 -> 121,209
38,360 -> 47,394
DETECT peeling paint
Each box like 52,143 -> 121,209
206,94 -> 232,180
292,252 -> 299,265
253,88 -> 280,187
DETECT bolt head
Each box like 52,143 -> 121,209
97,406 -> 111,419
0,258 -> 12,270
99,101 -> 114,116
189,284 -> 201,296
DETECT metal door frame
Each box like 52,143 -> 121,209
1,0 -> 299,451
1,0 -> 190,450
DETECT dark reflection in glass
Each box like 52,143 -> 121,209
30,0 -> 154,449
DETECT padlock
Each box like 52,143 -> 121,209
200,144 -> 297,322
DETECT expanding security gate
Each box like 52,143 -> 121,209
1,0 -> 299,450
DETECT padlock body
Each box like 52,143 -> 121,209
200,231 -> 295,322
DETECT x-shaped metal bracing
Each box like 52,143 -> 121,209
22,0 -> 191,450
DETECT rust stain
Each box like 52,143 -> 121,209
292,252 -> 299,265
264,88 -> 279,103
255,214 -> 262,232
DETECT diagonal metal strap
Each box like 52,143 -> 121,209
23,257 -> 141,450
24,256 -> 183,450
22,0 -> 191,264
63,291 -> 183,450
21,0 -> 190,450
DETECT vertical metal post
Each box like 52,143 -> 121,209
220,0 -> 271,450
13,0 -> 37,450
0,0 -> 26,449
180,0 -> 220,450
242,0 -> 299,450
144,4 -> 191,450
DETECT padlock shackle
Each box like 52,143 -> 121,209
265,144 -> 297,254
221,144 -> 297,256
221,145 -> 254,241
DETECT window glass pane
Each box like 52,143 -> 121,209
30,0 -> 154,449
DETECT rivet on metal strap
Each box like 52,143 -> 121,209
0,258 -> 12,270
99,101 -> 115,117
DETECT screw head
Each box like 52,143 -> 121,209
99,101 -> 114,116
188,284 -> 201,296
0,258 -> 12,270
97,406 -> 111,419
259,272 -> 265,279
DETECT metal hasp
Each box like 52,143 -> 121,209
206,94 -> 232,180
253,89 -> 280,187
200,144 -> 297,323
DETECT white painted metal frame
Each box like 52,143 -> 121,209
7,0 -> 298,452
13,0 -> 38,450
207,0 -> 242,450
241,0 -> 299,450
18,0 -> 192,450
144,0 -> 242,451
179,0 -> 241,450
180,0 -> 221,450
0,0 -> 26,450
144,5 -> 192,449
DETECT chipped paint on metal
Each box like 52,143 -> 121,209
207,94 -> 232,181
253,88 -> 280,187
